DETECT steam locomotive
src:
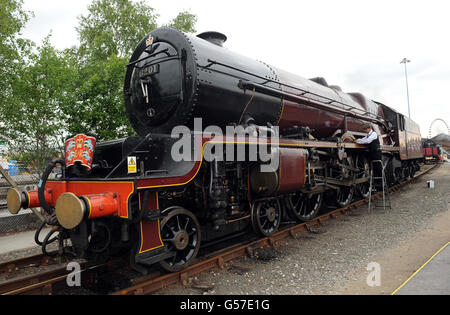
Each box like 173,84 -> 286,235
7,27 -> 423,273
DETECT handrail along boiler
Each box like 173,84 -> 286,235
7,27 -> 423,273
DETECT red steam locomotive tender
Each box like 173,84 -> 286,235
7,27 -> 423,273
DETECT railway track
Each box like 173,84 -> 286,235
0,163 -> 438,295
0,252 -> 58,275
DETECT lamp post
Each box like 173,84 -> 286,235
400,58 -> 411,118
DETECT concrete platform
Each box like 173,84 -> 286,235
0,209 -> 42,234
394,242 -> 450,295
0,227 -> 51,255
0,208 -> 33,218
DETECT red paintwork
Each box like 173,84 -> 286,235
24,190 -> 52,209
45,180 -> 134,218
65,134 -> 96,171
83,192 -> 119,220
274,67 -> 377,140
138,192 -> 163,253
277,147 -> 307,194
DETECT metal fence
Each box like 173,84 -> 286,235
0,162 -> 43,234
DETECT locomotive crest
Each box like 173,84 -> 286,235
145,36 -> 154,47
65,134 -> 96,170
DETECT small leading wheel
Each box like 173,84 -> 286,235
251,199 -> 281,237
159,207 -> 201,272
286,192 -> 323,222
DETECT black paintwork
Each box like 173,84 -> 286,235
124,27 -> 283,136
90,134 -> 196,179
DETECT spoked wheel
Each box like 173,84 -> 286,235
251,199 -> 281,237
286,192 -> 323,222
159,207 -> 201,272
337,186 -> 354,207
355,155 -> 370,198
336,156 -> 355,207
335,156 -> 355,208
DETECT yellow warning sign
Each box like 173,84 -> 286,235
128,156 -> 137,174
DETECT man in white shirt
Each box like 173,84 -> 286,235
357,124 -> 382,188
356,125 -> 378,146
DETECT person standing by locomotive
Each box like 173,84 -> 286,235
357,124 -> 382,188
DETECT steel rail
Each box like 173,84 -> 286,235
0,258 -> 126,295
0,252 -> 58,275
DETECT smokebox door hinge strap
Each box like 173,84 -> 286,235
141,80 -> 149,104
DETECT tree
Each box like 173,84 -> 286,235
64,54 -> 134,140
0,36 -> 75,176
77,0 -> 159,61
167,10 -> 198,33
0,0 -> 199,175
0,0 -> 32,112
71,0 -> 198,141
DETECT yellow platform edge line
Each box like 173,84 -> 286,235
391,241 -> 450,295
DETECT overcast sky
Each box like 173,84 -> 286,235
21,0 -> 450,137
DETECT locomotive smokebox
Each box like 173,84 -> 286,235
124,27 -> 284,137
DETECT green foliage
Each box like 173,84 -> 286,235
1,36 -> 75,173
167,10 -> 198,33
77,0 -> 159,61
64,54 -> 134,139
0,0 -> 30,52
0,0 -> 198,171
72,0 -> 198,141
0,0 -> 32,107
